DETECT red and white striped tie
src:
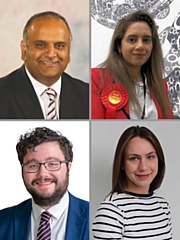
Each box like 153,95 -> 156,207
36,211 -> 51,240
45,88 -> 58,120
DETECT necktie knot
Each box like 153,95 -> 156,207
41,211 -> 51,222
45,88 -> 56,100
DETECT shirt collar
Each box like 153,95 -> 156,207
25,67 -> 61,98
32,191 -> 69,221
135,75 -> 147,87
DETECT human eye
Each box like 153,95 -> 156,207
143,37 -> 152,43
47,161 -> 60,169
55,42 -> 66,49
27,161 -> 38,170
34,42 -> 46,48
147,154 -> 155,160
127,36 -> 137,43
129,156 -> 139,161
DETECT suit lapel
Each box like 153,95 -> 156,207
14,199 -> 31,240
12,65 -> 44,118
59,73 -> 78,118
65,193 -> 87,240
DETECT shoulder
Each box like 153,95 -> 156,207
162,79 -> 168,88
0,199 -> 31,218
62,72 -> 89,89
91,68 -> 105,79
153,193 -> 170,206
91,67 -> 101,75
0,66 -> 25,82
97,192 -> 126,213
69,192 -> 89,210
91,67 -> 113,86
93,193 -> 125,238
0,65 -> 26,90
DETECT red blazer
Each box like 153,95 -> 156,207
91,68 -> 174,119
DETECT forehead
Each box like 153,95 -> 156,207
124,21 -> 152,36
26,141 -> 63,155
126,137 -> 155,153
27,17 -> 71,41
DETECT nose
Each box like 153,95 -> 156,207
45,44 -> 57,58
135,39 -> 144,50
138,158 -> 148,171
37,163 -> 49,176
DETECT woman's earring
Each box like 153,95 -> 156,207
119,51 -> 122,57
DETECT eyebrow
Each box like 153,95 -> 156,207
24,157 -> 60,164
33,40 -> 69,44
127,151 -> 157,156
127,34 -> 152,38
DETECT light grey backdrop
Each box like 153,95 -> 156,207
91,120 -> 180,239
0,0 -> 89,82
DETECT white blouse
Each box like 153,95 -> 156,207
130,76 -> 158,119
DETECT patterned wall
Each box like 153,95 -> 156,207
91,0 -> 180,118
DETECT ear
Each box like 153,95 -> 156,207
68,161 -> 72,171
118,44 -> 122,53
20,40 -> 27,61
121,161 -> 124,170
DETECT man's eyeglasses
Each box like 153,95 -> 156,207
22,160 -> 69,173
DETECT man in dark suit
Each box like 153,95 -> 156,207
0,127 -> 89,240
0,11 -> 89,119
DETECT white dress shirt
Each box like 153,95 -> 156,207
130,76 -> 158,119
29,191 -> 69,240
25,67 -> 61,119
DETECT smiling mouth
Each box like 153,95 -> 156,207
35,180 -> 54,187
136,174 -> 150,179
38,60 -> 59,66
32,177 -> 56,186
42,61 -> 58,65
133,54 -> 145,57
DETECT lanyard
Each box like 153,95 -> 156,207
122,75 -> 146,119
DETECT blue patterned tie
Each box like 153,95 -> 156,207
36,211 -> 51,240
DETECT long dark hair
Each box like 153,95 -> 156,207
99,10 -> 170,117
111,126 -> 165,193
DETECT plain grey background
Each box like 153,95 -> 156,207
91,120 -> 180,239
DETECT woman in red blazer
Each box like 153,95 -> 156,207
91,10 -> 174,119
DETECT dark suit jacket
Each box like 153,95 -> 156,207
0,65 -> 89,119
0,192 -> 89,240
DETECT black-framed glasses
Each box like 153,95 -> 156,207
22,160 -> 69,173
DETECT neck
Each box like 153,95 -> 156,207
127,66 -> 142,82
132,72 -> 143,82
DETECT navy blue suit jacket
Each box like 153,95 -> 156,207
0,193 -> 89,240
0,65 -> 89,119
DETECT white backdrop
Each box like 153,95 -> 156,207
0,120 -> 89,209
91,0 -> 179,67
91,0 -> 180,118
0,0 -> 89,82
91,120 -> 180,239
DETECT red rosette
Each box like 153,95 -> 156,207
101,83 -> 128,118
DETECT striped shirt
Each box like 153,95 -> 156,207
92,191 -> 172,239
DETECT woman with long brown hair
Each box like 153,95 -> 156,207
92,126 -> 172,239
92,10 -> 174,119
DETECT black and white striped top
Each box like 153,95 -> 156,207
92,191 -> 172,239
